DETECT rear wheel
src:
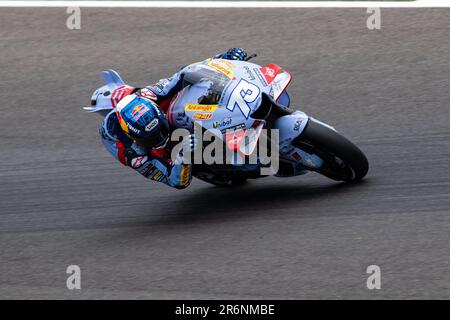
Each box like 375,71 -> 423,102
292,120 -> 369,182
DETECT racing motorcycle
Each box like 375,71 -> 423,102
85,55 -> 368,186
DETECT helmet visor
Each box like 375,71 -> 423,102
133,119 -> 170,149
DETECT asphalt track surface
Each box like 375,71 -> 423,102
0,8 -> 449,299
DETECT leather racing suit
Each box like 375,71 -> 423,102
99,49 -> 249,189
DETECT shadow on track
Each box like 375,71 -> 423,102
149,178 -> 370,226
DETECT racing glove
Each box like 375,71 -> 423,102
124,147 -> 140,167
221,48 -> 248,61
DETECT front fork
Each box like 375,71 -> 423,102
273,112 -> 325,174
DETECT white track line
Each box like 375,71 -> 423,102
0,1 -> 448,9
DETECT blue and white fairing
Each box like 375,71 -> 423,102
168,59 -> 293,132
83,69 -> 130,116
167,59 -> 325,171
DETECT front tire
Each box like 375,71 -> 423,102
293,119 -> 369,182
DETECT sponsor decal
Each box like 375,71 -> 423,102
253,68 -> 268,86
264,67 -> 275,78
293,119 -> 302,131
180,164 -> 190,186
271,71 -> 291,101
142,164 -> 156,177
175,111 -> 191,127
220,60 -> 236,69
131,156 -> 148,169
213,117 -> 232,129
151,171 -> 164,182
260,64 -> 281,84
127,123 -> 141,135
145,118 -> 159,132
220,122 -> 246,134
208,61 -> 234,79
193,113 -> 212,120
224,129 -> 246,151
138,88 -> 157,100
185,104 -> 218,112
272,78 -> 283,93
131,104 -> 150,121
151,80 -> 168,93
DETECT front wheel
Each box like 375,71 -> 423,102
292,119 -> 369,182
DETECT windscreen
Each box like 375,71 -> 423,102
182,67 -> 231,105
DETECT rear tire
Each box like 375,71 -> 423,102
293,119 -> 369,182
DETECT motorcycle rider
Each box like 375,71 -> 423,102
96,48 -> 248,189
